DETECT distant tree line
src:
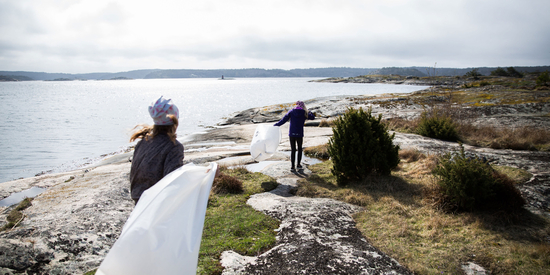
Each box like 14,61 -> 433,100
1,66 -> 549,81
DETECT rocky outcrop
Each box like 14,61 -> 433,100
0,162 -> 134,274
0,88 -> 548,274
221,160 -> 412,274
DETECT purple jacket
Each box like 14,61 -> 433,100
130,133 -> 184,200
274,108 -> 315,137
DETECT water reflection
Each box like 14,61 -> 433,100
0,187 -> 46,207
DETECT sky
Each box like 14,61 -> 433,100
1,0 -> 549,74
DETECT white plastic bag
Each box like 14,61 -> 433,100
96,162 -> 217,275
250,124 -> 281,162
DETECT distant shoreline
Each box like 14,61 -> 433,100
2,65 -> 549,81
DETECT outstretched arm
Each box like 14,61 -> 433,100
274,111 -> 291,126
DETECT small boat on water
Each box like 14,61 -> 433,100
219,75 -> 235,80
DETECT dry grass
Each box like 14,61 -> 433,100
318,118 -> 335,127
297,150 -> 550,274
384,115 -> 550,152
399,147 -> 427,163
1,198 -> 33,231
459,125 -> 550,151
212,172 -> 244,194
303,143 -> 330,160
383,117 -> 419,133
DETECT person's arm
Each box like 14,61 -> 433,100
307,111 -> 315,120
274,110 -> 291,126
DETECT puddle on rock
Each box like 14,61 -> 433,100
280,151 -> 323,166
0,187 -> 46,207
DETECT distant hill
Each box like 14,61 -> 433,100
370,67 -> 426,77
410,66 -> 550,77
1,66 -> 548,80
143,68 -> 379,79
0,69 -> 161,81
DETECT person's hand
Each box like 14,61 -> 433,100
207,167 -> 221,178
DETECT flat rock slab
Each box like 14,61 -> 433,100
221,162 -> 412,274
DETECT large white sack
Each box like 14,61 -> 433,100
96,162 -> 217,275
250,124 -> 281,162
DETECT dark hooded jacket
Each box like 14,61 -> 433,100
130,133 -> 184,201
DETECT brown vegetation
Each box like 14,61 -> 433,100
303,143 -> 330,160
296,149 -> 550,274
384,116 -> 550,151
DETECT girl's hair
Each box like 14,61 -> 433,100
302,104 -> 309,118
130,115 -> 179,143
296,101 -> 309,118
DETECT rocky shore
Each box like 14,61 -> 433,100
1,79 -> 549,274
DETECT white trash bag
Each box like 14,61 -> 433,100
250,124 -> 281,162
96,162 -> 217,275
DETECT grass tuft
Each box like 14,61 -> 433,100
304,144 -> 330,160
1,197 -> 33,232
212,172 -> 243,194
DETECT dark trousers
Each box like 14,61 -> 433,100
289,136 -> 303,168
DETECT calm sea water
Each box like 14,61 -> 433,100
0,78 -> 427,183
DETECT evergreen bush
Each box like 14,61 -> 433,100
327,107 -> 400,185
490,67 -> 509,77
464,68 -> 482,80
536,71 -> 549,86
416,109 -> 459,141
432,144 -> 525,211
506,67 -> 523,78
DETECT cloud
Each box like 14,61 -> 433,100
1,0 -> 549,73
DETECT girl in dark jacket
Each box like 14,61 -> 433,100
129,96 -> 184,204
274,101 -> 315,171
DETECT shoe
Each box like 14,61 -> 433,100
290,166 -> 295,172
297,164 -> 303,169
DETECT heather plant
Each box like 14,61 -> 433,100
328,107 -> 400,185
416,109 -> 458,141
211,172 -> 243,194
432,144 -> 525,212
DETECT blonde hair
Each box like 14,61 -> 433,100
130,115 -> 179,143
302,104 -> 309,118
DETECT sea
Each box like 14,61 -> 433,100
0,78 -> 428,183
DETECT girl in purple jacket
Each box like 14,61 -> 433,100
274,101 -> 315,171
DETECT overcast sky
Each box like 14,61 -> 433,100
1,0 -> 549,73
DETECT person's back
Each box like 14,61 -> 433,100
274,101 -> 315,171
129,96 -> 184,204
130,133 -> 184,202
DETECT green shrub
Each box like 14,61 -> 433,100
416,109 -> 459,141
465,68 -> 482,79
491,67 -> 509,77
536,71 -> 549,86
432,144 -> 525,212
328,107 -> 400,185
506,67 -> 523,78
